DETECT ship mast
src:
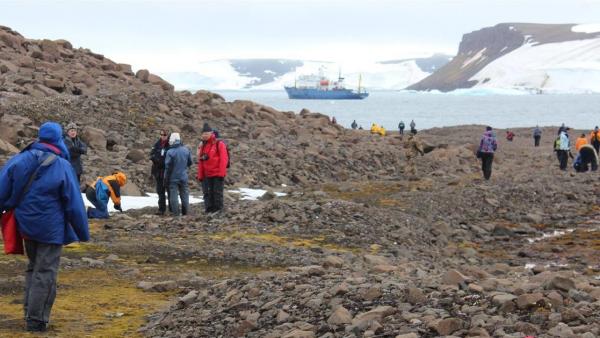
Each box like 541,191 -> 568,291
358,74 -> 362,93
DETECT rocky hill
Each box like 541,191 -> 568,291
408,23 -> 600,93
0,25 -> 412,194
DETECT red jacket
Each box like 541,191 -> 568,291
196,134 -> 228,180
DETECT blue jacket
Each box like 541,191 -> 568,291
164,141 -> 192,182
0,143 -> 89,245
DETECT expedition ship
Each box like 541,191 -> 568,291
284,70 -> 368,100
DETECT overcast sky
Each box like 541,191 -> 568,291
1,0 -> 599,72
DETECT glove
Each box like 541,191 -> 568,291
114,204 -> 123,212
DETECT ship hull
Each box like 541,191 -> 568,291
284,87 -> 368,100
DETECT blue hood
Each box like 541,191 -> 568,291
38,121 -> 70,161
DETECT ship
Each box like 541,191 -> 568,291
284,69 -> 368,100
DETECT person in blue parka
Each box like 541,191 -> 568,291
0,121 -> 89,332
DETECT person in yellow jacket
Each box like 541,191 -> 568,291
370,123 -> 386,136
575,133 -> 588,152
85,171 -> 127,218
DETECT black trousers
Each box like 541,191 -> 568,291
480,153 -> 494,180
557,150 -> 569,170
534,136 -> 540,147
155,177 -> 168,213
202,177 -> 224,213
24,240 -> 62,327
593,141 -> 600,155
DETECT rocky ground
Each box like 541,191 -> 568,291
1,25 -> 600,337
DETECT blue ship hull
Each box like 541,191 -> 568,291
284,87 -> 369,100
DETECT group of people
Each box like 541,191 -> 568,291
0,120 -> 229,332
350,119 -> 417,136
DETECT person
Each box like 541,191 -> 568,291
63,122 -> 87,183
404,133 -> 424,178
506,130 -> 515,141
358,125 -> 363,130
477,126 -> 498,180
0,122 -> 89,332
410,120 -> 416,134
533,126 -> 542,147
398,121 -> 405,135
150,129 -> 170,215
164,133 -> 192,216
557,128 -> 571,171
351,120 -> 358,130
575,133 -> 588,152
574,144 -> 599,172
370,123 -> 379,134
197,123 -> 228,213
589,126 -> 600,154
331,116 -> 337,125
85,171 -> 127,218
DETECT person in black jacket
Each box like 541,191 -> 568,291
63,122 -> 87,183
150,129 -> 170,215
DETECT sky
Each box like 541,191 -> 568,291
1,0 -> 600,73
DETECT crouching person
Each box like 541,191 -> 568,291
164,133 -> 192,216
0,122 -> 89,332
85,171 -> 127,218
197,123 -> 228,213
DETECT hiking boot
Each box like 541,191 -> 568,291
154,211 -> 165,216
26,321 -> 47,332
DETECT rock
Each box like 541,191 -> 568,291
568,288 -> 594,302
406,287 -> 427,305
233,319 -> 257,337
395,334 -> 419,338
0,138 -> 19,155
178,290 -> 198,307
281,329 -> 314,338
547,322 -> 575,337
351,306 -> 396,330
81,257 -> 104,268
433,317 -> 463,336
363,254 -> 391,266
121,182 -> 142,196
327,306 -> 352,325
136,69 -> 150,82
492,293 -> 517,306
126,149 -> 146,163
276,310 -> 290,323
516,293 -> 544,309
323,255 -> 344,268
81,127 -> 107,150
0,114 -> 31,144
137,280 -> 177,292
545,276 -> 576,292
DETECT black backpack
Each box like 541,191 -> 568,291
216,140 -> 231,168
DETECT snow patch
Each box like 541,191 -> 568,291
526,229 -> 575,243
572,23 -> 600,34
228,188 -> 287,201
81,193 -> 203,213
461,48 -> 487,69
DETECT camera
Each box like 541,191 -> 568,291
200,154 -> 209,161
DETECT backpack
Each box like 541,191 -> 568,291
216,140 -> 231,168
554,137 -> 561,151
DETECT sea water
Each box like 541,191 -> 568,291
215,90 -> 600,131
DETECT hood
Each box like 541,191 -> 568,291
38,121 -> 70,160
113,172 -> 127,186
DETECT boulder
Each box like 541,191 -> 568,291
327,306 -> 352,325
433,318 -> 463,335
442,269 -> 470,286
0,114 -> 32,144
126,149 -> 146,163
351,306 -> 396,330
516,293 -> 544,309
0,138 -> 19,155
544,276 -> 575,292
81,127 -> 107,150
136,69 -> 150,82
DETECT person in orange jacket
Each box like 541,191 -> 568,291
575,133 -> 588,152
85,171 -> 127,218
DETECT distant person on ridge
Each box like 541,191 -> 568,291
477,126 -> 498,180
533,126 -> 542,147
150,129 -> 170,215
557,128 -> 572,171
398,121 -> 405,136
63,122 -> 87,183
331,116 -> 337,125
0,122 -> 89,332
573,144 -> 599,172
575,133 -> 588,152
410,120 -> 416,134
506,130 -> 515,141
85,171 -> 127,218
589,126 -> 600,154
164,133 -> 192,216
404,134 -> 424,178
197,123 -> 228,214
351,120 -> 357,129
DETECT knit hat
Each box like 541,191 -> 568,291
39,121 -> 70,160
486,126 -> 492,131
169,132 -> 181,144
66,122 -> 78,131
202,123 -> 212,133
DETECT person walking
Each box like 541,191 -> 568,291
150,129 -> 170,215
404,134 -> 424,178
533,126 -> 542,147
63,122 -> 87,183
196,123 -> 228,214
398,121 -> 405,135
0,122 -> 89,332
506,130 -> 515,141
589,126 -> 600,154
477,126 -> 498,180
164,133 -> 192,216
351,120 -> 358,130
557,128 -> 571,171
85,171 -> 127,218
410,120 -> 416,134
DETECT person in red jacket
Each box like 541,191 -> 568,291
196,123 -> 228,213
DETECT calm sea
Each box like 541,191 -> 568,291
215,90 -> 600,131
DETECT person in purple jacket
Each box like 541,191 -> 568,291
0,122 -> 89,332
477,126 -> 498,180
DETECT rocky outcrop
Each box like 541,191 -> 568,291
408,23 -> 600,92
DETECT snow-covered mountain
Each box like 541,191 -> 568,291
408,23 -> 600,93
159,55 -> 451,91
